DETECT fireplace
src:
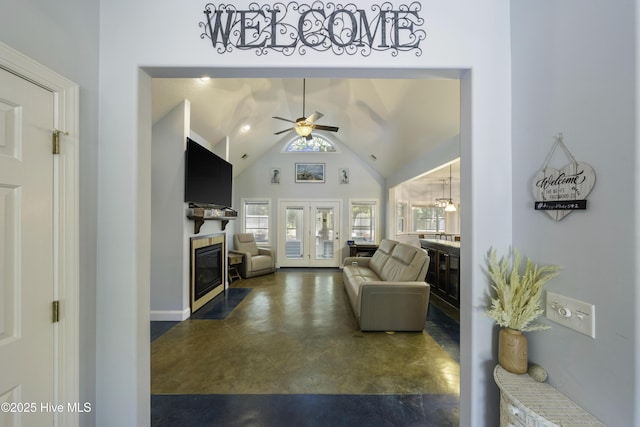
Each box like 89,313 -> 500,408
194,244 -> 223,300
190,234 -> 226,312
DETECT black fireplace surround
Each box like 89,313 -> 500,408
194,243 -> 223,301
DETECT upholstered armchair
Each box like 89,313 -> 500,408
230,233 -> 276,279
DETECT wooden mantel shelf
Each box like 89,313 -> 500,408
187,215 -> 236,234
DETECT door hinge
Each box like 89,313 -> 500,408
52,300 -> 60,323
52,129 -> 68,155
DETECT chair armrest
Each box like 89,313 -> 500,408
229,249 -> 250,258
258,247 -> 274,257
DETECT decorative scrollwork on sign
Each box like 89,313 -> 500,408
199,1 -> 426,56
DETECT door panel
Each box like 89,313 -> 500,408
0,68 -> 55,426
283,205 -> 306,266
311,203 -> 340,267
278,200 -> 341,267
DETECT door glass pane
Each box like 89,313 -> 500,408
314,207 -> 334,260
285,207 -> 304,259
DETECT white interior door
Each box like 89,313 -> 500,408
278,200 -> 341,267
0,68 -> 56,426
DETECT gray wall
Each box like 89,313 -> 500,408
511,1 -> 637,425
0,1 -> 100,426
151,100 -> 230,319
151,101 -> 190,316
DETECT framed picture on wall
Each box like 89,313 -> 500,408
339,168 -> 349,184
295,163 -> 325,183
270,168 -> 281,184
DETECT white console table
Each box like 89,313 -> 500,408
494,365 -> 604,426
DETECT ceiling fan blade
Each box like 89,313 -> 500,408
272,116 -> 296,123
312,124 -> 339,132
274,128 -> 293,135
307,111 -> 323,123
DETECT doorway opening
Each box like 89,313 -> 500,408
144,67 -> 470,422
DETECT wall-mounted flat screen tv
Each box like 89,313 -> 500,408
184,137 -> 233,208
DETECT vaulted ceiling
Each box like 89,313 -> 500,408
151,77 -> 460,183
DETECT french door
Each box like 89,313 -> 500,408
278,200 -> 341,267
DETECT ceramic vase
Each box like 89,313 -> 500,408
498,328 -> 528,374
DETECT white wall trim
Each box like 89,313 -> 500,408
0,41 -> 80,427
150,308 -> 191,321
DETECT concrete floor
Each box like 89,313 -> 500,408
151,268 -> 460,426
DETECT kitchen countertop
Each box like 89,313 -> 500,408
420,239 -> 460,250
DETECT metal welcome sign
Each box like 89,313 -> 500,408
199,2 -> 426,56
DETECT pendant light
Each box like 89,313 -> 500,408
435,180 -> 449,208
445,164 -> 457,212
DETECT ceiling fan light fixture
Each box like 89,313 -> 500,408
273,79 -> 339,138
295,122 -> 313,137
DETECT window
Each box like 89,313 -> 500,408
396,202 -> 407,233
411,206 -> 445,233
242,199 -> 271,244
350,200 -> 377,244
284,135 -> 337,152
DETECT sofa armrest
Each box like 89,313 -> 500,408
358,281 -> 430,332
360,281 -> 428,289
343,256 -> 371,268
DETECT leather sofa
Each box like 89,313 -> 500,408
343,239 -> 430,332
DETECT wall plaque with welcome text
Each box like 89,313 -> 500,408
531,134 -> 596,222
199,2 -> 426,56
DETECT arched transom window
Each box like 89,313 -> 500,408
283,135 -> 337,153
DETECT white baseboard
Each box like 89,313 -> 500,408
150,308 -> 191,321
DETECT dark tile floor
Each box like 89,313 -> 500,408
151,269 -> 460,426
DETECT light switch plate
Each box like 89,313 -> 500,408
545,291 -> 596,338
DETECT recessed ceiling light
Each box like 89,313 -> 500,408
240,124 -> 251,133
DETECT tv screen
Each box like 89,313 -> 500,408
184,138 -> 233,208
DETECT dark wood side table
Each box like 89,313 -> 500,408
348,243 -> 379,257
228,253 -> 243,282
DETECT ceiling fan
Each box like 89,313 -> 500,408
273,79 -> 339,140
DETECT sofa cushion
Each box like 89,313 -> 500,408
392,244 -> 418,265
379,244 -> 428,282
369,239 -> 396,277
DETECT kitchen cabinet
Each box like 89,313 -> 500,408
420,239 -> 460,309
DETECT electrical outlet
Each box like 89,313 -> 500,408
545,291 -> 595,338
